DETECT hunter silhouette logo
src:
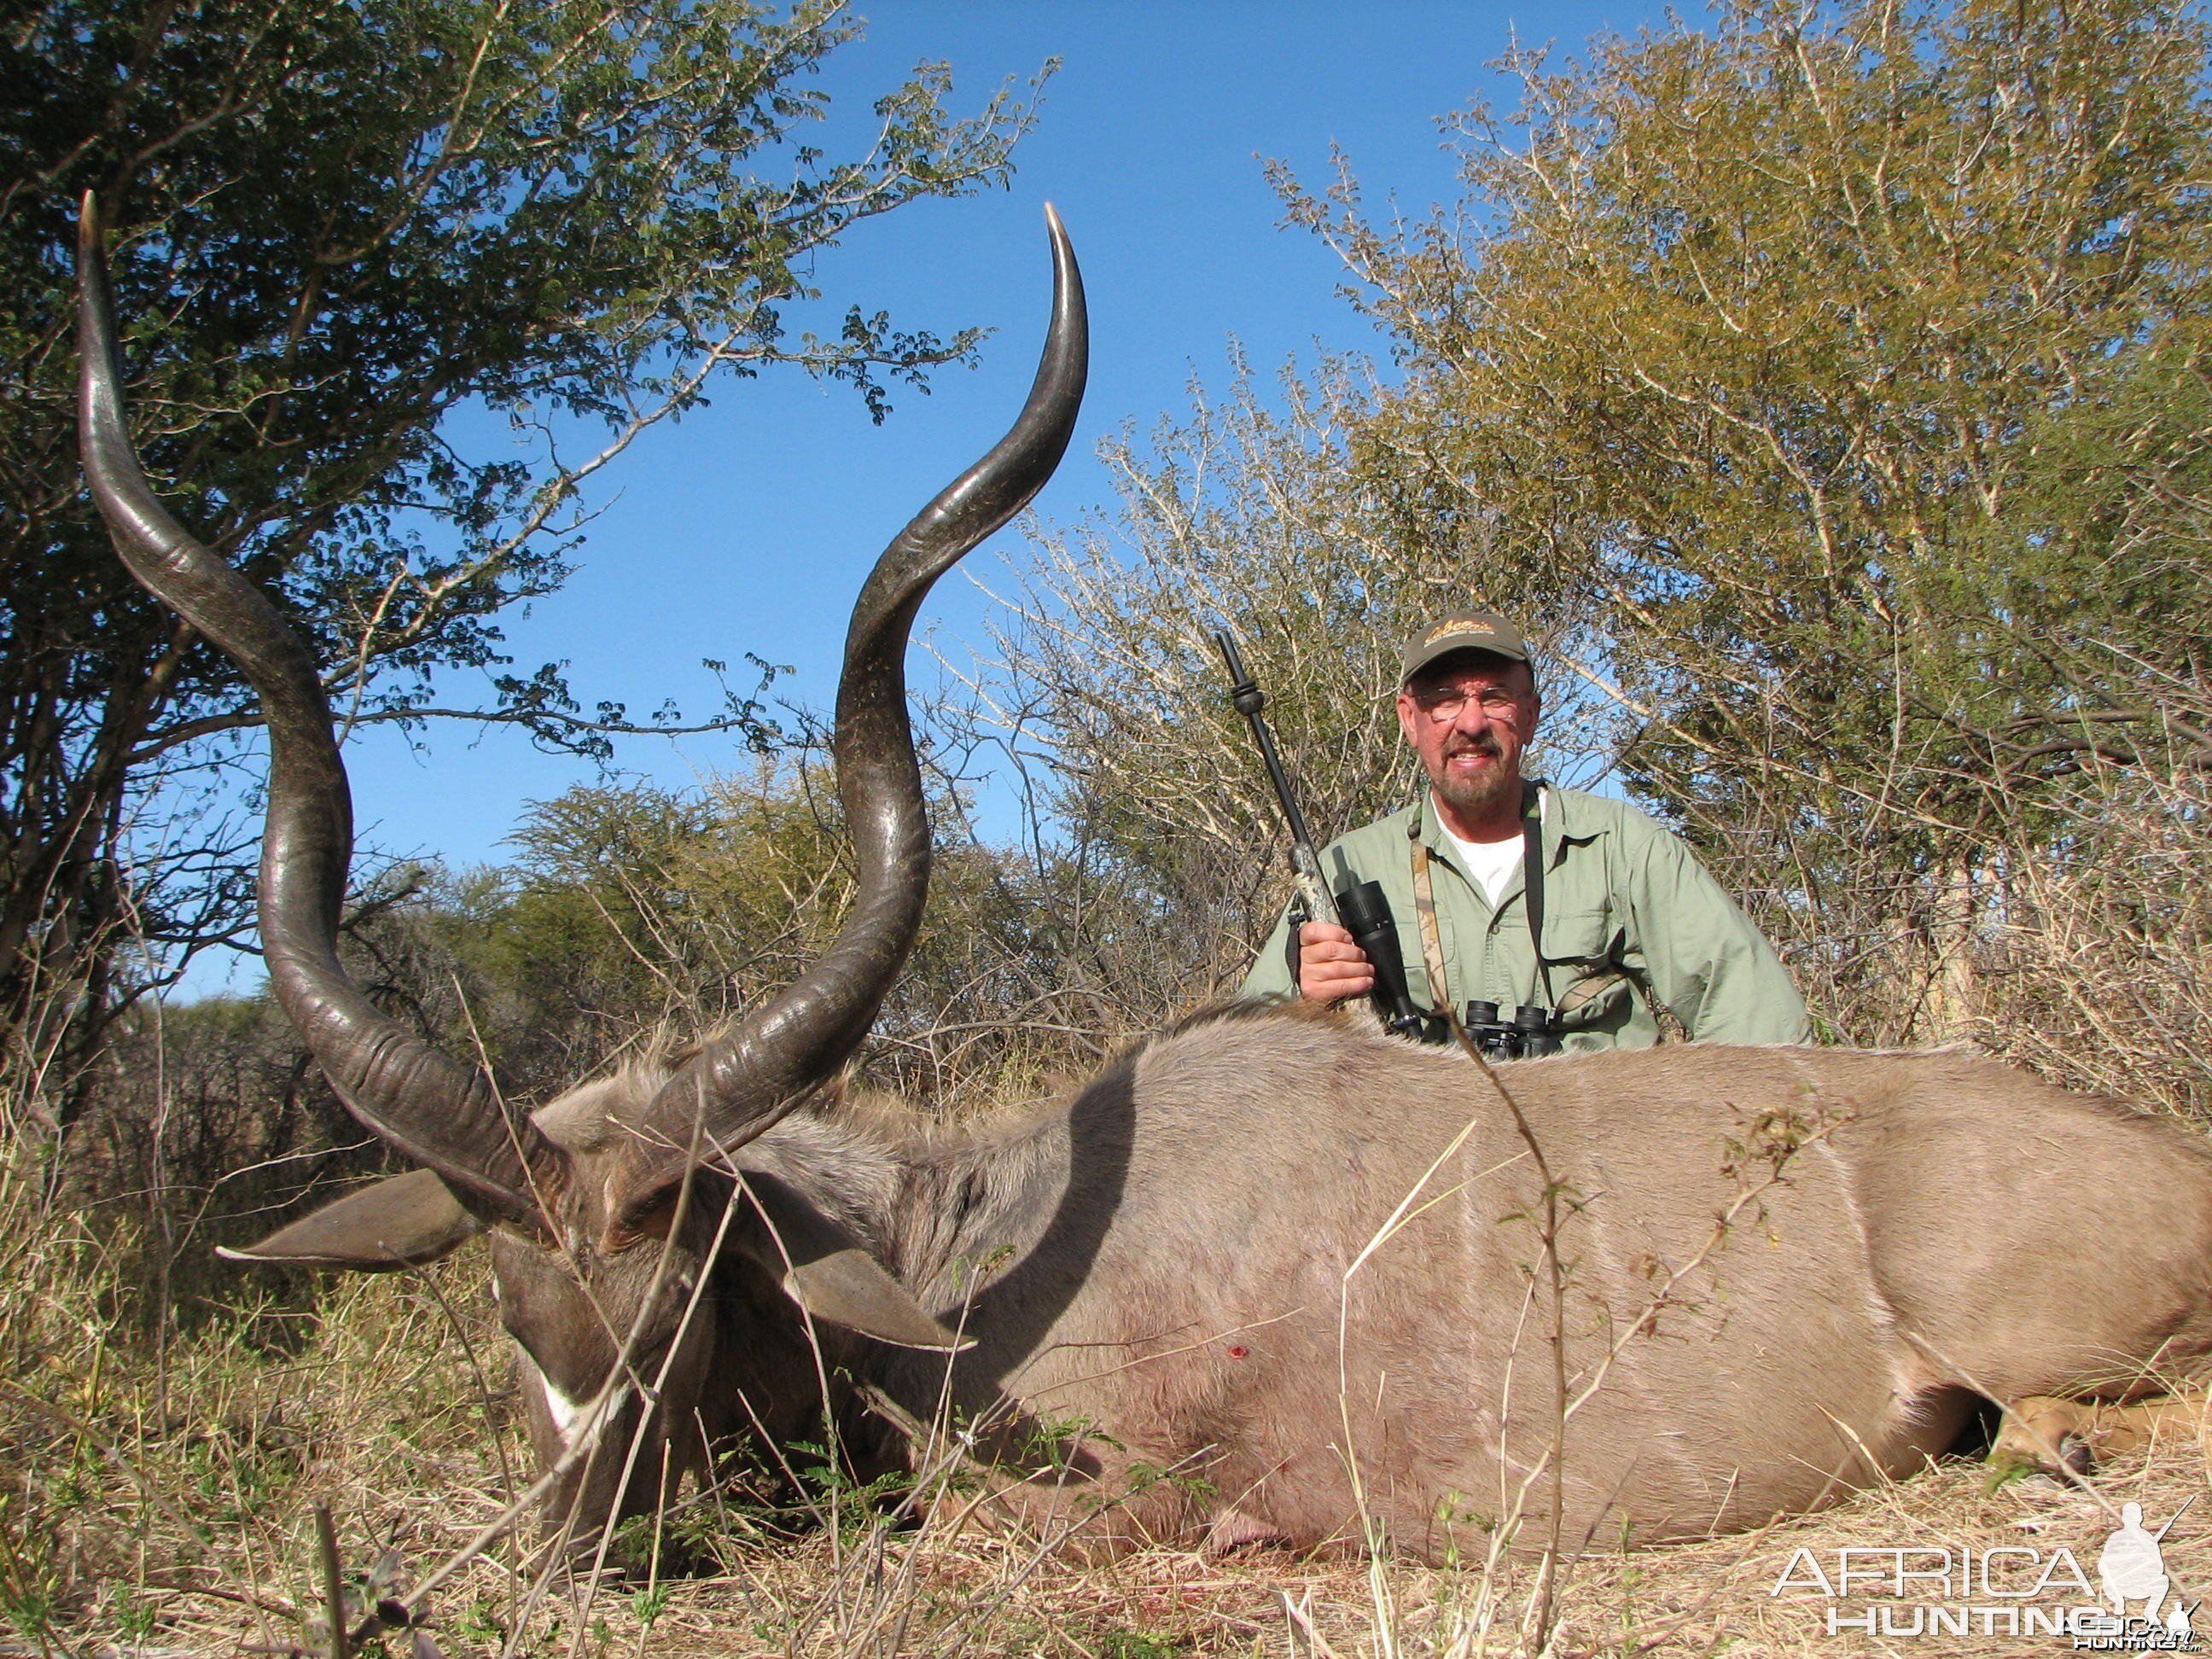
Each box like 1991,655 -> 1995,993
2098,1501 -> 2195,1643
1772,1499 -> 2199,1647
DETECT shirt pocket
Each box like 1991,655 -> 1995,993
1540,904 -> 1628,1028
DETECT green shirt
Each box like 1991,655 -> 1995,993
1238,785 -> 1810,1051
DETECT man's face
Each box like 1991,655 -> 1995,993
1394,653 -> 1540,826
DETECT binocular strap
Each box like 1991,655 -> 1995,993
1407,791 -> 1558,1022
1407,828 -> 1453,1019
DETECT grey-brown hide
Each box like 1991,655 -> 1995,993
489,1070 -> 907,1536
737,1008 -> 2212,1558
282,1002 -> 2212,1561
81,195 -> 2212,1563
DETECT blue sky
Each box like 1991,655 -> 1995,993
188,1 -> 1662,993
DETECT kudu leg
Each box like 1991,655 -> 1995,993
1993,1391 -> 2209,1477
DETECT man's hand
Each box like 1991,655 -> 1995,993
1297,921 -> 1375,1004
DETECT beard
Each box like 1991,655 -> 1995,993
1430,736 -> 1522,822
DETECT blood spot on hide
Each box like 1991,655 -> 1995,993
1226,1344 -> 1249,1359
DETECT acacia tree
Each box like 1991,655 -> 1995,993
0,0 -> 1041,1091
980,0 -> 2212,1102
1272,0 -> 2212,1051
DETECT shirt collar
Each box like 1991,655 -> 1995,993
1414,780 -> 1604,873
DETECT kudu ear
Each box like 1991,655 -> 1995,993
736,1169 -> 971,1353
218,1167 -> 480,1271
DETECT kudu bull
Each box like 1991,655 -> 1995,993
80,199 -> 2212,1564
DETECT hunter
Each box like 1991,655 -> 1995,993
1240,612 -> 1810,1051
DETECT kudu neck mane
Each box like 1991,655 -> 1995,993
771,1092 -> 1078,1297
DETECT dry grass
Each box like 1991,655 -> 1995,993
10,1182 -> 2210,1659
15,754 -> 2212,1656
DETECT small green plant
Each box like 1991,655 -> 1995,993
0,1493 -> 61,1648
1123,1459 -> 1215,1506
787,1436 -> 915,1541
1097,1629 -> 1185,1659
628,1583 -> 670,1629
1431,1487 -> 1498,1569
1982,1448 -> 2042,1493
108,1583 -> 160,1644
457,1599 -> 509,1646
1010,1408 -> 1120,1477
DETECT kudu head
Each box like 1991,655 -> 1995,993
76,195 -> 1086,1543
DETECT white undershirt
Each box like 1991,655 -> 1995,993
1440,823 -> 1523,907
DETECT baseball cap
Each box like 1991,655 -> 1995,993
1398,611 -> 1533,684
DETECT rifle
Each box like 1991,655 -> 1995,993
1214,631 -> 1336,928
1214,632 -> 1423,1036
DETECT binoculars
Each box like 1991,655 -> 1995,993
1455,999 -> 1564,1060
1220,635 -> 1564,1063
1333,879 -> 1563,1058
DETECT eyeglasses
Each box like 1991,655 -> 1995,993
1412,685 -> 1528,724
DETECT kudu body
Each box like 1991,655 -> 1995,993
528,1011 -> 2212,1557
80,201 -> 2212,1563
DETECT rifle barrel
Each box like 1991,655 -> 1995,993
1215,633 -> 1318,845
1214,631 -> 1336,926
